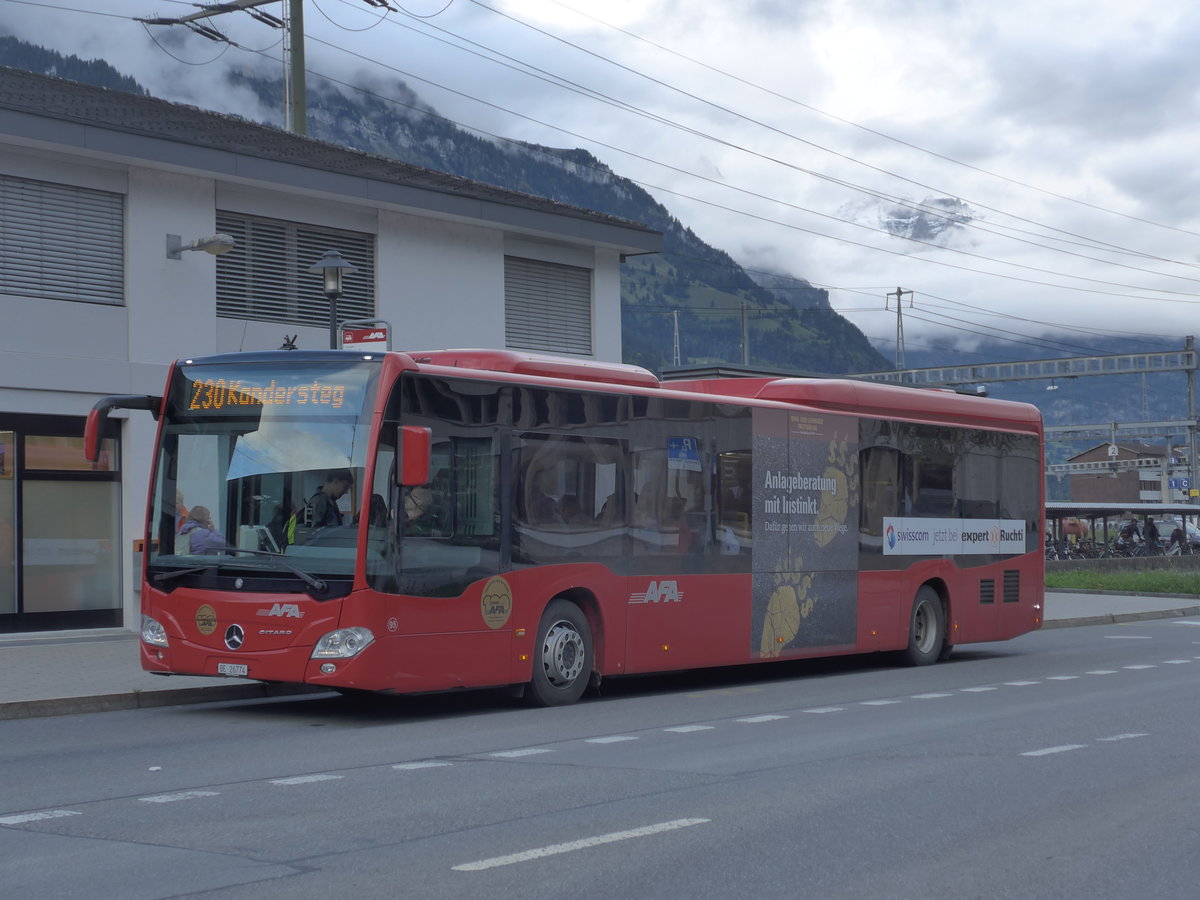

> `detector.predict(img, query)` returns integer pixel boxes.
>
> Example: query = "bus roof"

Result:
[174,349,1042,432]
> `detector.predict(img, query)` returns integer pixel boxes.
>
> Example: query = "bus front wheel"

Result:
[527,599,593,707]
[900,586,945,666]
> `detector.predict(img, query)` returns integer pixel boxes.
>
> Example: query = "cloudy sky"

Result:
[5,0,1200,365]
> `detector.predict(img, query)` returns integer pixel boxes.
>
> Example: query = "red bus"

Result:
[86,349,1043,706]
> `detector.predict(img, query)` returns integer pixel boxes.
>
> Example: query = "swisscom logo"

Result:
[886,523,897,550]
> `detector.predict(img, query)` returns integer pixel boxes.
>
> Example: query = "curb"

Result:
[1039,606,1200,629]
[0,681,327,721]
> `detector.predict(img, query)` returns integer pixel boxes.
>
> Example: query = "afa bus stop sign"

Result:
[341,325,389,352]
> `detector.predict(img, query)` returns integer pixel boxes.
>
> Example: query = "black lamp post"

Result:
[307,250,358,349]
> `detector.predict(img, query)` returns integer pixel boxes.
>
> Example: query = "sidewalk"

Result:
[2,591,1198,720]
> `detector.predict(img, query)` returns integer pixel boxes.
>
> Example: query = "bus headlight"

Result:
[311,627,375,659]
[141,615,169,648]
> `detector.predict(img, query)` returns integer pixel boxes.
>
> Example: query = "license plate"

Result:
[217,662,249,677]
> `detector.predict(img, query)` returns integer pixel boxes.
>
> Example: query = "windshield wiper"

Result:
[154,546,327,592]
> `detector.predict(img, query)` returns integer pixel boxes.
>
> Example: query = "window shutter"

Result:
[0,174,124,304]
[504,256,592,356]
[216,211,375,328]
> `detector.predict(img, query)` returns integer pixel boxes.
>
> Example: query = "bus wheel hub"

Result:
[543,621,584,686]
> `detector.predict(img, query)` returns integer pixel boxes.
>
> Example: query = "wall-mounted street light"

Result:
[166,233,236,259]
[307,250,358,349]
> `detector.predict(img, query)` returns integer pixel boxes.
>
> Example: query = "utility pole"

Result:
[740,302,750,366]
[887,287,913,369]
[138,0,309,135]
[672,310,681,367]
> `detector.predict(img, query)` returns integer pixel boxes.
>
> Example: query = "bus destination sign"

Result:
[172,362,376,417]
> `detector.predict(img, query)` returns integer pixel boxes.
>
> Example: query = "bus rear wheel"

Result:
[900,586,945,666]
[527,599,593,707]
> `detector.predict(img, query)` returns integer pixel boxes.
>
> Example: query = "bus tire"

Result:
[527,599,593,707]
[900,586,944,666]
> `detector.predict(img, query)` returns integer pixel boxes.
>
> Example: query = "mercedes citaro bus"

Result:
[86,349,1043,706]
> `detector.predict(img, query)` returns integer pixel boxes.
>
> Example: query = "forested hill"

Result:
[1,36,890,375]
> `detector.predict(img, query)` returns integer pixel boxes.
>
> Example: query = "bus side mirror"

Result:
[398,426,432,486]
[84,394,161,461]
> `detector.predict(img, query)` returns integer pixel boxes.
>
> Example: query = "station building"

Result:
[0,67,661,633]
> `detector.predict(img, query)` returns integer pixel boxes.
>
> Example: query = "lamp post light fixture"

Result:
[307,250,358,349]
[166,233,236,259]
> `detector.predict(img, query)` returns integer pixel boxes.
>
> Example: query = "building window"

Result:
[215,211,375,328]
[504,256,592,356]
[0,416,122,633]
[0,174,124,305]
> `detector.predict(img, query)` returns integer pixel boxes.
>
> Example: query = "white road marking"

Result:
[139,791,220,803]
[1098,733,1148,742]
[585,736,639,744]
[736,714,788,723]
[860,699,902,706]
[1162,659,1192,664]
[1087,670,1118,675]
[1021,744,1087,757]
[269,774,344,785]
[452,818,711,871]
[1105,635,1152,639]
[802,706,845,714]
[1046,676,1080,680]
[664,725,714,733]
[960,686,998,692]
[1173,620,1200,626]
[490,748,553,759]
[1004,681,1040,686]
[0,809,80,825]
[911,692,953,699]
[393,761,453,770]
[1123,665,1157,670]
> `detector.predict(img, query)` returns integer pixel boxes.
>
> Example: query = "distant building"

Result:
[1064,442,1192,504]
[0,67,661,633]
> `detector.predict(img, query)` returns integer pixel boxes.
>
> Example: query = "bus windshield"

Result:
[147,357,381,592]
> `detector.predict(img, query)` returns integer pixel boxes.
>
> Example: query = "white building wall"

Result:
[376,210,503,350]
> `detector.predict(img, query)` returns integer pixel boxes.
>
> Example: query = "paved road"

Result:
[3,618,1200,898]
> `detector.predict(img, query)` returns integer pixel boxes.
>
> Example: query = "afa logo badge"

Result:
[195,604,217,635]
[481,576,512,629]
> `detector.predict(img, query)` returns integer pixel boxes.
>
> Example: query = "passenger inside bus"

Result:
[403,486,438,536]
[181,505,225,555]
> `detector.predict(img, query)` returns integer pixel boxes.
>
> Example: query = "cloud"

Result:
[3,0,1200,355]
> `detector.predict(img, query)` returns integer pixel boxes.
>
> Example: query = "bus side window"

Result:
[860,446,901,536]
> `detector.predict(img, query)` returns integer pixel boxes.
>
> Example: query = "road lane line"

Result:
[393,761,453,770]
[736,714,788,723]
[139,791,220,803]
[1098,733,1148,742]
[1122,665,1157,670]
[585,736,639,744]
[911,692,953,699]
[1004,681,1040,686]
[1105,635,1151,639]
[1162,660,1192,664]
[452,818,711,871]
[1086,670,1118,675]
[960,686,997,692]
[1046,676,1079,680]
[664,725,714,733]
[490,749,553,759]
[1021,744,1086,757]
[802,706,845,714]
[860,699,902,706]
[0,809,80,825]
[269,774,344,785]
